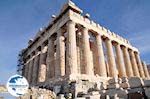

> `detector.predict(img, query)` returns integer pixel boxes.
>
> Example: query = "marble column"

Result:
[46,38,55,79]
[24,62,29,79]
[27,59,34,83]
[122,46,133,77]
[135,52,145,78]
[129,50,140,77]
[66,20,78,75]
[96,34,107,77]
[114,43,126,77]
[142,61,150,78]
[55,29,65,77]
[82,27,94,75]
[76,31,82,74]
[105,38,117,77]
[32,50,40,84]
[22,65,25,77]
[38,45,47,82]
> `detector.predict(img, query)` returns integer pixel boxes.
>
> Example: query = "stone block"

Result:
[57,94,65,99]
[143,79,150,87]
[120,82,130,88]
[90,91,99,95]
[86,94,101,99]
[107,84,120,89]
[101,84,107,90]
[112,94,119,99]
[144,88,150,98]
[76,98,86,99]
[128,77,143,88]
[118,78,122,84]
[106,95,110,99]
[121,77,128,83]
[54,86,61,95]
[84,18,90,24]
[108,78,118,84]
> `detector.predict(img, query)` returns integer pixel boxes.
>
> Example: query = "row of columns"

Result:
[24,20,150,84]
[65,20,149,79]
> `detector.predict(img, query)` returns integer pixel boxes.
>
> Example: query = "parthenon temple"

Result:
[20,1,150,99]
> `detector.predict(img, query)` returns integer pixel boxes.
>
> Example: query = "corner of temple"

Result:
[60,0,83,14]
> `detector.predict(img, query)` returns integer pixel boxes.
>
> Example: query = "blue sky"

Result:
[0,0,150,84]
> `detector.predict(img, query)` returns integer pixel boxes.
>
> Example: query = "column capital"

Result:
[112,41,119,46]
[41,45,48,53]
[81,26,88,33]
[142,61,146,65]
[67,20,75,26]
[95,34,102,39]
[104,37,111,41]
[120,45,126,49]
[128,48,133,52]
[134,51,140,54]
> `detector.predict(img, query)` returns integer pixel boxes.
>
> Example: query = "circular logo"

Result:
[6,74,29,97]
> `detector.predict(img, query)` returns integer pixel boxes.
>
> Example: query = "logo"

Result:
[6,74,29,97]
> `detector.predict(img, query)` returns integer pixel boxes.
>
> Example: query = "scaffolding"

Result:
[17,49,26,75]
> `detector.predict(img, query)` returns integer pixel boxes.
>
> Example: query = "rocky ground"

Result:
[0,85,7,93]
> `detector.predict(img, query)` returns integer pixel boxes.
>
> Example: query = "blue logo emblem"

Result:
[6,74,29,97]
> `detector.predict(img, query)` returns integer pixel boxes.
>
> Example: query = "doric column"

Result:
[46,38,55,79]
[95,34,107,77]
[24,62,29,79]
[114,43,126,77]
[142,61,150,78]
[129,50,140,77]
[27,59,34,84]
[32,50,40,84]
[122,46,133,77]
[66,20,78,75]
[82,27,94,75]
[105,38,117,77]
[76,31,82,74]
[55,29,65,77]
[135,52,145,78]
[38,45,47,82]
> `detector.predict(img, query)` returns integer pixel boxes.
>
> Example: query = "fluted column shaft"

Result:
[105,38,117,77]
[129,50,140,77]
[38,45,47,82]
[96,34,107,77]
[76,32,82,74]
[135,52,145,78]
[122,46,133,77]
[82,27,94,75]
[46,38,55,79]
[24,62,29,79]
[28,59,34,83]
[142,61,150,78]
[114,43,126,77]
[32,50,40,84]
[66,20,78,75]
[55,29,65,77]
